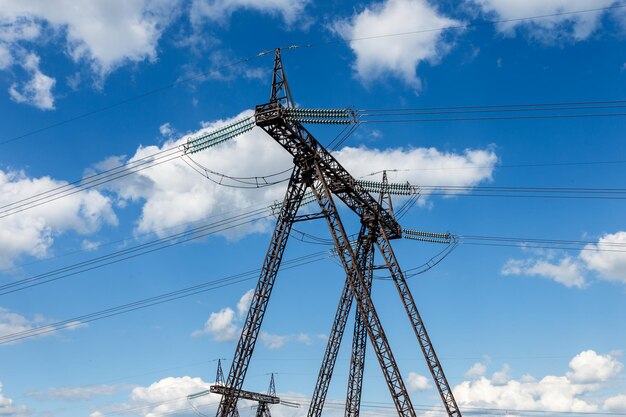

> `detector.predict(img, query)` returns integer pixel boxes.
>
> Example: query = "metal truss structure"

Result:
[188,48,462,417]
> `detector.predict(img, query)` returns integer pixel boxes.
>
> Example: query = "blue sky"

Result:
[1,1,626,416]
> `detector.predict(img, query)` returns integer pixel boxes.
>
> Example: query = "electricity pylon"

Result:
[186,48,462,417]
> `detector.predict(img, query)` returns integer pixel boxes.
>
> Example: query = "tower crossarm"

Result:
[211,385,280,405]
[255,102,401,240]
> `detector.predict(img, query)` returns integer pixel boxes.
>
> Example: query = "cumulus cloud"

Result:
[0,0,181,76]
[192,289,324,350]
[192,307,238,341]
[192,289,252,341]
[107,110,291,239]
[491,363,511,386]
[465,362,487,378]
[93,376,310,417]
[469,0,619,42]
[130,376,217,416]
[566,350,623,384]
[605,394,626,412]
[502,231,626,288]
[236,288,254,317]
[0,169,117,269]
[259,331,288,350]
[335,145,498,195]
[0,382,28,417]
[190,0,310,26]
[8,52,55,110]
[502,256,586,288]
[0,307,86,345]
[454,350,624,413]
[332,0,461,90]
[580,232,626,284]
[407,372,430,392]
[258,331,324,350]
[105,111,496,239]
[0,44,12,69]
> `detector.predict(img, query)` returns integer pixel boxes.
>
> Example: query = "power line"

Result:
[456,234,626,253]
[361,160,626,174]
[362,112,626,124]
[286,3,626,50]
[0,53,273,147]
[4,96,626,220]
[0,251,330,345]
[3,3,625,147]
[281,396,626,417]
[0,206,272,296]
[0,146,183,219]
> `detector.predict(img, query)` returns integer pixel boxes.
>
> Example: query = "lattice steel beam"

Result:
[216,167,307,417]
[344,233,375,417]
[307,224,373,417]
[375,227,462,417]
[309,161,416,417]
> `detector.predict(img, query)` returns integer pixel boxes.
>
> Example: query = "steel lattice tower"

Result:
[213,48,462,417]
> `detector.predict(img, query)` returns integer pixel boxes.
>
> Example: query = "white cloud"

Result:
[335,145,498,196]
[469,0,619,42]
[465,362,487,378]
[580,232,626,284]
[0,0,181,76]
[0,307,86,345]
[454,350,623,413]
[130,376,217,417]
[107,110,291,239]
[491,363,511,386]
[236,288,254,317]
[159,122,174,137]
[0,44,11,69]
[94,376,310,417]
[259,331,325,350]
[332,0,461,90]
[108,112,496,238]
[502,231,626,288]
[192,289,324,350]
[259,331,288,350]
[0,169,117,269]
[407,372,430,392]
[8,52,55,110]
[0,382,28,417]
[501,256,586,288]
[192,307,238,341]
[192,289,254,341]
[566,350,623,384]
[605,394,626,412]
[190,0,309,26]
[81,240,101,251]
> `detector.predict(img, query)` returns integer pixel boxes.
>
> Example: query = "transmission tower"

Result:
[187,48,462,417]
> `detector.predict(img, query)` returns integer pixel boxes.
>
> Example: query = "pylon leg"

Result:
[307,225,372,417]
[344,239,375,417]
[376,227,462,417]
[309,162,416,417]
[216,167,307,417]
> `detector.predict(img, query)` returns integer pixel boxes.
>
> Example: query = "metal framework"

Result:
[215,48,462,417]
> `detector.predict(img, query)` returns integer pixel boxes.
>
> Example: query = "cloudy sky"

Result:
[1,1,625,416]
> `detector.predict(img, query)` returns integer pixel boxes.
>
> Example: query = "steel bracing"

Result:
[215,48,462,417]
[216,166,307,417]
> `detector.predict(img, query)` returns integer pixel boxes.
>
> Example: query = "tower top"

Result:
[269,49,294,107]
